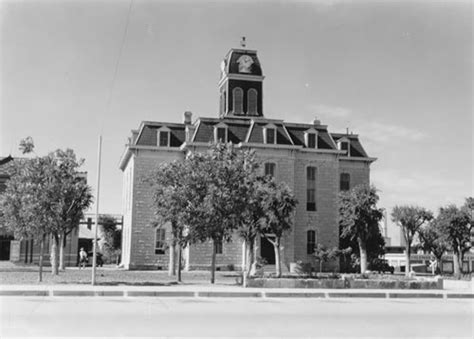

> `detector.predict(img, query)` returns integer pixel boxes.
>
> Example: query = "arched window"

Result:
[307,230,316,254]
[233,87,243,114]
[340,173,350,191]
[247,88,258,115]
[220,91,226,116]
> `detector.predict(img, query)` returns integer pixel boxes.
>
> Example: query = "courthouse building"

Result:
[119,44,376,271]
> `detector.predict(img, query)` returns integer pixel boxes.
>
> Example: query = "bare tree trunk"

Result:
[243,239,255,287]
[274,238,281,278]
[436,257,443,275]
[453,251,461,279]
[168,239,176,276]
[319,260,323,273]
[405,245,411,277]
[177,244,182,283]
[59,231,66,271]
[210,240,217,284]
[38,235,45,282]
[358,238,367,274]
[50,234,59,275]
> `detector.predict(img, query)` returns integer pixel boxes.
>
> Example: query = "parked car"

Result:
[368,259,394,274]
[87,252,104,267]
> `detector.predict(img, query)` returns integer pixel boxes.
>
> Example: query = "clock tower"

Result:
[218,42,264,118]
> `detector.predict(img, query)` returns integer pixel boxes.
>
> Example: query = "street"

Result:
[1,297,473,338]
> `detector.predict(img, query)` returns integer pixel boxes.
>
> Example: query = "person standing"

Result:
[79,248,88,269]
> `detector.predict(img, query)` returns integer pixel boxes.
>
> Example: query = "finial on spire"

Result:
[240,36,246,48]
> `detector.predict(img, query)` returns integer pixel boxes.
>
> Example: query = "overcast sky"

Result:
[1,0,472,244]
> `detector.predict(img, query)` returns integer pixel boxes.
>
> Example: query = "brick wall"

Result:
[127,149,184,269]
[121,145,371,272]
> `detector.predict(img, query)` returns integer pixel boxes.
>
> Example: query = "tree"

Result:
[99,215,122,265]
[339,185,384,273]
[260,179,297,278]
[391,206,433,276]
[418,222,448,274]
[435,204,471,278]
[43,149,93,274]
[149,160,194,281]
[0,157,55,281]
[187,144,251,283]
[0,143,92,276]
[51,149,93,271]
[149,143,253,284]
[313,244,348,273]
[339,224,385,273]
[236,165,267,287]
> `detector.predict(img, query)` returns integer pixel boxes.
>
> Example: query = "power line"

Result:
[102,0,134,132]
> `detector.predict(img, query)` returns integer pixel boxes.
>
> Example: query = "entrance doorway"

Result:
[260,236,275,265]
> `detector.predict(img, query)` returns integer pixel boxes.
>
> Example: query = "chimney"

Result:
[312,117,321,125]
[184,111,192,125]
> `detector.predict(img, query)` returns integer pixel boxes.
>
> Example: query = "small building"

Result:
[119,44,376,271]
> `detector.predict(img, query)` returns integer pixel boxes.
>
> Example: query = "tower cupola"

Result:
[218,38,264,118]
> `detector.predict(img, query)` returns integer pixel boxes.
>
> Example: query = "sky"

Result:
[1,0,472,245]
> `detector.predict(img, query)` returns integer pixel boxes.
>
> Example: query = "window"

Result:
[247,88,258,115]
[340,173,350,191]
[307,230,316,254]
[233,87,243,114]
[307,133,317,148]
[159,131,170,147]
[265,128,276,144]
[216,127,227,142]
[220,91,226,115]
[215,239,223,254]
[338,139,350,156]
[306,167,317,211]
[264,163,276,177]
[155,229,166,255]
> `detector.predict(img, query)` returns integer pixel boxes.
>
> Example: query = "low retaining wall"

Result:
[246,277,443,289]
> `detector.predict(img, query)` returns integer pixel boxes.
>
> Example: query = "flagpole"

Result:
[92,135,102,286]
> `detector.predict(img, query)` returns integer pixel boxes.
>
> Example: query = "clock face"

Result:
[237,55,254,73]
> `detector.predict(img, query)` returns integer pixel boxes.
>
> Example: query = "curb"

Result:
[1,290,473,299]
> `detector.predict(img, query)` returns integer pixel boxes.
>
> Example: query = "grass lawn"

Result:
[0,262,241,286]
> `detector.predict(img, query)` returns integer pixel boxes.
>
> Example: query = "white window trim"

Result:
[155,228,166,255]
[337,137,350,156]
[264,162,277,177]
[263,123,277,144]
[157,127,171,147]
[214,122,228,143]
[304,128,318,149]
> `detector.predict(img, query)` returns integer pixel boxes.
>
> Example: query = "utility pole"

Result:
[92,135,102,286]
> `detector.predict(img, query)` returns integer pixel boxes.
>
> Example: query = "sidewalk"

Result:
[1,283,472,299]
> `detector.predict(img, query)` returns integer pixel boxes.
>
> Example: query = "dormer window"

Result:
[214,123,228,143]
[158,127,171,147]
[338,138,350,156]
[304,129,318,149]
[263,124,277,144]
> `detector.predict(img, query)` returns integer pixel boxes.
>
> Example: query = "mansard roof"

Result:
[332,133,369,158]
[130,117,369,156]
[134,122,186,147]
